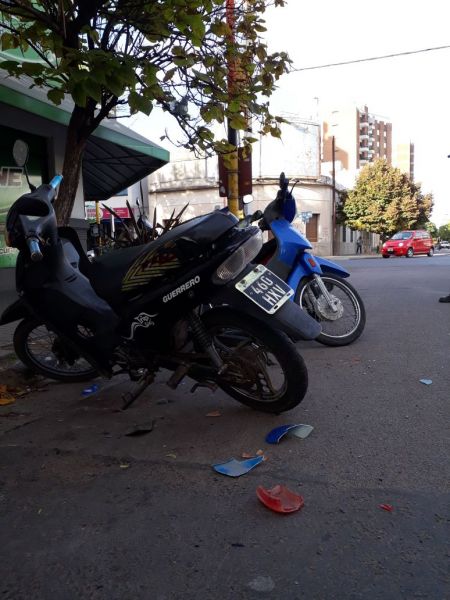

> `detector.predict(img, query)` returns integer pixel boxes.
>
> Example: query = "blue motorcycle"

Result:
[247,173,366,346]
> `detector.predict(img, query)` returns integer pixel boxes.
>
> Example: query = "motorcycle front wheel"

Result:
[201,309,308,413]
[295,274,366,346]
[13,318,98,382]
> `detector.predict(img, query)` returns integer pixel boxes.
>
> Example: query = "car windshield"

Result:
[391,232,412,240]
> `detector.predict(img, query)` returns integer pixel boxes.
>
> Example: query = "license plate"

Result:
[388,249,393,253]
[235,265,294,314]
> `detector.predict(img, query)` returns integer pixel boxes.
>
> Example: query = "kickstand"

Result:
[122,370,155,410]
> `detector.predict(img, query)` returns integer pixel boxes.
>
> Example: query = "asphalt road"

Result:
[0,254,449,600]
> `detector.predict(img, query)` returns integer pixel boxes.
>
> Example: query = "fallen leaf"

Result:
[0,385,16,406]
[119,462,130,469]
[379,503,393,512]
[166,453,177,459]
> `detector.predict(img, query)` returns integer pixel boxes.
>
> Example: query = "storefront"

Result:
[0,74,169,304]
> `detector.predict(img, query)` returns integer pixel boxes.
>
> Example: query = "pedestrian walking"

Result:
[356,236,363,255]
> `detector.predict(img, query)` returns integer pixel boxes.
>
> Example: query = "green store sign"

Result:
[0,125,46,268]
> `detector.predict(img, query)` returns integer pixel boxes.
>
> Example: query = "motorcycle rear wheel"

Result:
[295,274,365,346]
[201,309,308,413]
[13,318,98,382]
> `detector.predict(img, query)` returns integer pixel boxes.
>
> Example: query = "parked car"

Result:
[382,230,434,258]
[439,240,450,249]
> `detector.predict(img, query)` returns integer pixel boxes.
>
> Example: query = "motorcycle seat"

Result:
[89,210,237,304]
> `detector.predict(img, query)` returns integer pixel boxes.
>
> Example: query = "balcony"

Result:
[360,134,369,141]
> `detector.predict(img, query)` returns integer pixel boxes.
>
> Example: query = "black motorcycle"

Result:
[0,141,321,413]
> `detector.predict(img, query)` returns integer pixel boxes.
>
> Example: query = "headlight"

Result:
[213,230,263,283]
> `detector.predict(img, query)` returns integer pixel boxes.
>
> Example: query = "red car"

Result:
[382,230,434,258]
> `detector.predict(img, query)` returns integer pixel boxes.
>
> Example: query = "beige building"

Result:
[393,142,415,180]
[148,121,336,256]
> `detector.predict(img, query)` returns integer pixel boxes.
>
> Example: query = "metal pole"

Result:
[331,135,336,256]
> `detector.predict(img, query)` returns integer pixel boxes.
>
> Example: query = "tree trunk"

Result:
[54,106,90,226]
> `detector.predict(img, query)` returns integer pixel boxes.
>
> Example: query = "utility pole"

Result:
[225,0,240,217]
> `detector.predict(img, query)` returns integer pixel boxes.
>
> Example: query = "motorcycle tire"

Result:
[13,318,98,382]
[295,274,366,347]
[200,308,308,413]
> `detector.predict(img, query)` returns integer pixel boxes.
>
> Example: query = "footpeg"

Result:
[190,381,218,393]
[167,364,189,389]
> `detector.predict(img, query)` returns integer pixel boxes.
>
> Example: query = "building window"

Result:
[350,229,354,243]
[342,226,347,242]
[306,214,318,242]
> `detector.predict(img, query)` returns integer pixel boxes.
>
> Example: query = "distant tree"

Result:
[343,159,434,239]
[438,223,450,241]
[0,0,290,224]
[425,222,438,238]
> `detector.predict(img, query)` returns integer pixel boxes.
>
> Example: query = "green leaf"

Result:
[229,114,247,130]
[84,78,102,103]
[21,62,44,77]
[47,87,65,105]
[71,82,87,108]
[128,91,153,115]
[163,68,176,82]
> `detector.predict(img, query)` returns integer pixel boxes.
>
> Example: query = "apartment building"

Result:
[322,104,392,172]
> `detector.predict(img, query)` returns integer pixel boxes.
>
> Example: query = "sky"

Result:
[126,0,450,226]
[263,0,450,225]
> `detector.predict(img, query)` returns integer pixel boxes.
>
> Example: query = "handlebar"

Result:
[49,175,63,190]
[27,237,43,262]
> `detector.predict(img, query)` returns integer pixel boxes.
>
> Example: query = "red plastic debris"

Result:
[256,485,304,514]
[379,503,394,512]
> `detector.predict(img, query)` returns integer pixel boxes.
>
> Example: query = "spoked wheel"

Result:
[13,318,98,382]
[200,309,308,413]
[295,274,366,346]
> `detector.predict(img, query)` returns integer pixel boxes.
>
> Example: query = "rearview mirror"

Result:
[279,171,288,189]
[13,139,29,168]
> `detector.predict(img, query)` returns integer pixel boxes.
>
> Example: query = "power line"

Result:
[291,44,450,72]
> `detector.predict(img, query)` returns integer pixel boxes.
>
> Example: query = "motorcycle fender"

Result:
[315,256,350,278]
[287,255,350,291]
[214,281,322,341]
[0,299,30,326]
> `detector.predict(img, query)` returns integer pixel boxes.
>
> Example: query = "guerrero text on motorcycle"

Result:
[245,173,366,346]
[0,141,322,413]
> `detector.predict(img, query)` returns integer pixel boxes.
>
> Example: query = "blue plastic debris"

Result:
[82,384,99,396]
[419,379,432,385]
[266,424,313,444]
[213,456,264,477]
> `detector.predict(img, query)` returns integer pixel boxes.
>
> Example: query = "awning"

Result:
[0,75,169,201]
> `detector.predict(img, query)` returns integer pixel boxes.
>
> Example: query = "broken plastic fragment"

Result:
[256,484,305,513]
[419,379,432,385]
[266,424,314,444]
[213,456,264,477]
[125,422,154,437]
[379,503,393,512]
[206,410,221,417]
[82,384,99,396]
